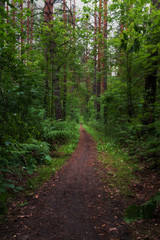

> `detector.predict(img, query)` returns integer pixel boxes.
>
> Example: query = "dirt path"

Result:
[1,126,130,240]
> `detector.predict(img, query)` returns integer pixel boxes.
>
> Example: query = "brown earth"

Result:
[0,126,131,240]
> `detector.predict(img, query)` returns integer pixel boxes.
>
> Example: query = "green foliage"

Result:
[42,120,79,144]
[84,123,137,195]
[0,0,160,223]
[0,120,80,216]
[124,191,160,223]
[26,125,80,191]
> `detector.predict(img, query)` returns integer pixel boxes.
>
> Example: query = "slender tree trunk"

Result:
[118,8,124,77]
[27,0,30,59]
[44,0,53,21]
[126,54,134,118]
[27,0,30,46]
[44,57,50,117]
[73,0,76,29]
[143,0,159,126]
[21,1,24,59]
[54,73,62,120]
[69,0,72,43]
[96,0,102,120]
[102,0,107,94]
[93,1,97,110]
[72,0,77,88]
[6,2,9,24]
[63,0,67,120]
[85,20,90,106]
[31,3,33,48]
[13,0,15,25]
[44,0,62,120]
[102,0,108,125]
[44,0,53,118]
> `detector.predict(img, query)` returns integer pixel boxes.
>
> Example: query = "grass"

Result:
[26,157,67,191]
[0,124,80,221]
[84,124,138,195]
[26,128,80,191]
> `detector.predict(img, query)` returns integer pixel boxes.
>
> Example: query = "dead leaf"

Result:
[109,228,117,232]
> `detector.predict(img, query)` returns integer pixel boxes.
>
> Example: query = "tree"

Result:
[143,0,160,127]
[96,0,102,119]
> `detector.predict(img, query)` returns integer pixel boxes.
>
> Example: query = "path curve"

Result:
[1,126,130,240]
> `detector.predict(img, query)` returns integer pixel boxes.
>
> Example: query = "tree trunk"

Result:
[31,3,33,48]
[102,0,107,94]
[44,0,62,120]
[96,0,102,120]
[12,0,15,25]
[126,54,134,118]
[143,0,159,126]
[54,73,62,120]
[27,0,30,46]
[63,0,67,120]
[93,0,97,110]
[21,1,24,59]
[44,0,53,118]
[102,0,108,125]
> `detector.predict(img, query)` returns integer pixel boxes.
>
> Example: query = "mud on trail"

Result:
[0,126,130,240]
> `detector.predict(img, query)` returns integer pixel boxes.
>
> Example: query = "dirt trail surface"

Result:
[1,126,130,240]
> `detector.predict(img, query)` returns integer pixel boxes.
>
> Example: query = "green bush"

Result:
[124,191,160,223]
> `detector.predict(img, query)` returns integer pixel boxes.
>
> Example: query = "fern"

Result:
[124,191,160,223]
[21,139,50,155]
[42,120,78,144]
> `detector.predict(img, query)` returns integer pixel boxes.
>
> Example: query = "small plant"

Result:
[84,124,137,194]
[124,191,160,223]
[0,169,15,215]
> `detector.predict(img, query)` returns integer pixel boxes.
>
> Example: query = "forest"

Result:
[0,0,160,238]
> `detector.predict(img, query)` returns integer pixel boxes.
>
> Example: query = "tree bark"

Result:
[63,0,67,120]
[93,0,97,110]
[102,0,108,125]
[96,0,102,120]
[102,0,107,94]
[126,54,134,118]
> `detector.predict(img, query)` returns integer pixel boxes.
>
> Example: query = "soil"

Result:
[0,126,159,240]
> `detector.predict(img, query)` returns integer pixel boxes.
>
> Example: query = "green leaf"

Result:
[123,32,128,41]
[18,201,28,207]
[134,38,140,52]
[124,192,160,223]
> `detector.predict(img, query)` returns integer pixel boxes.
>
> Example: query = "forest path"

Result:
[1,126,130,240]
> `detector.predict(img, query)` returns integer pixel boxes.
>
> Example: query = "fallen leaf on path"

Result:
[109,228,118,232]
[18,215,32,218]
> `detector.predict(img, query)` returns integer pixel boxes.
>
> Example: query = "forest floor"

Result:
[0,126,160,240]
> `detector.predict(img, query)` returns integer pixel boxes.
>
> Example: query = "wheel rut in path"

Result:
[1,126,130,240]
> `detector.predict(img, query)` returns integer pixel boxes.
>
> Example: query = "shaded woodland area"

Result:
[0,0,160,236]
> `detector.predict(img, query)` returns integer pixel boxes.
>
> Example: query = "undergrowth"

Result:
[0,121,80,217]
[27,126,80,191]
[83,123,138,195]
[84,122,160,223]
[124,191,160,223]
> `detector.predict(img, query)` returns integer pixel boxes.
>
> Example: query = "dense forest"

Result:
[0,0,160,229]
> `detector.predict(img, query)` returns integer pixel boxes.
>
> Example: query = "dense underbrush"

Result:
[0,120,80,216]
[86,119,160,170]
[84,121,160,224]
